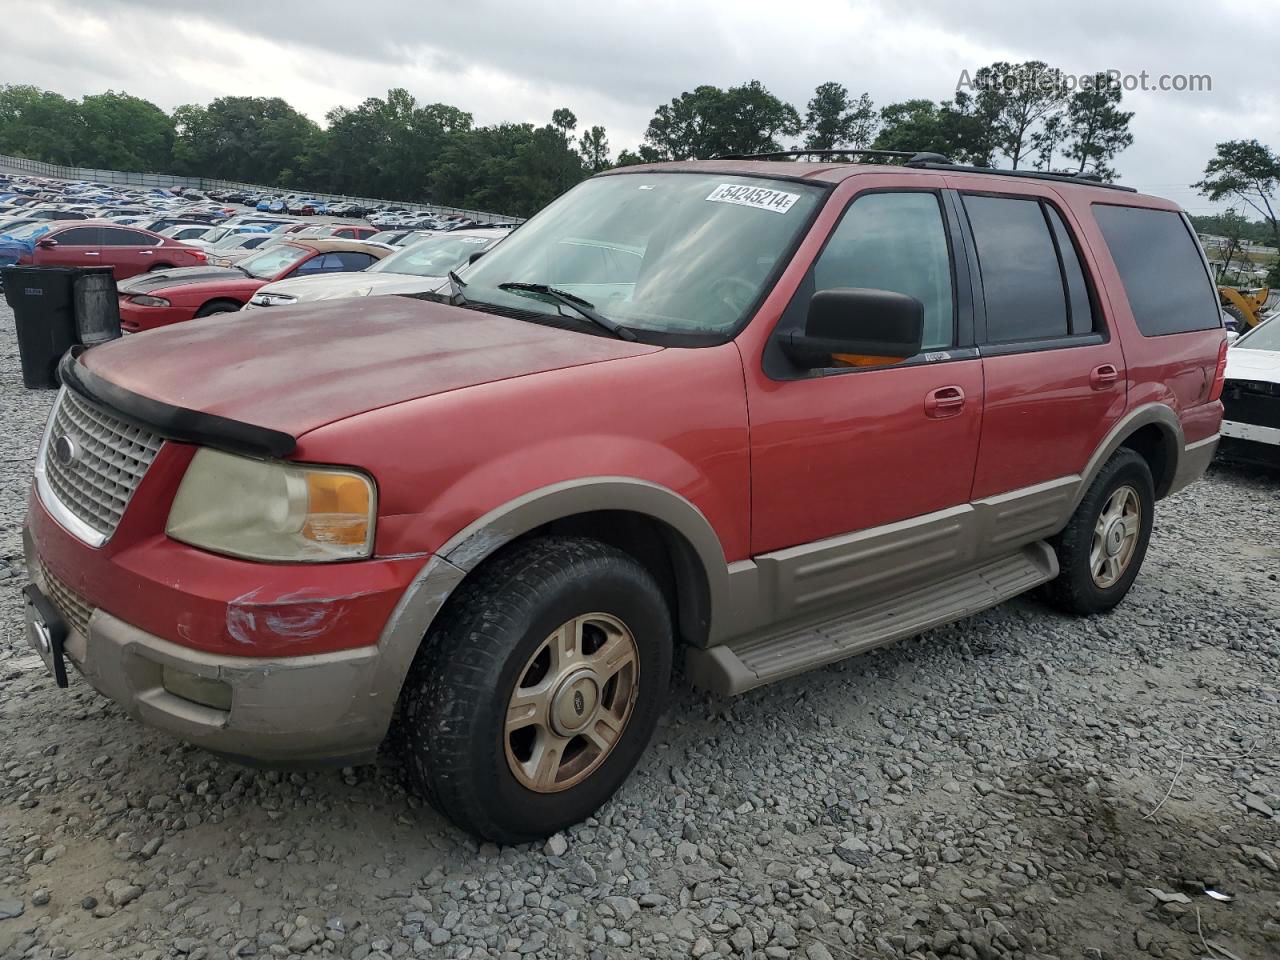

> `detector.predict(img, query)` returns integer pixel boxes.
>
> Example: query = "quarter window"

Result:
[1092,204,1220,336]
[812,192,955,350]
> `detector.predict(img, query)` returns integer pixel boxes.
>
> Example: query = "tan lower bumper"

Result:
[1167,433,1219,497]
[28,596,389,767]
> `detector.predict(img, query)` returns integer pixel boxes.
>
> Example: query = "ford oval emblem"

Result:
[573,690,585,715]
[52,435,80,467]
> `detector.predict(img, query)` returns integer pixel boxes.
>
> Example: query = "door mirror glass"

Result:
[781,287,924,369]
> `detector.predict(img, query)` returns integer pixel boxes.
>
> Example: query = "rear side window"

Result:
[100,228,152,246]
[963,195,1069,342]
[1093,204,1220,336]
[336,252,377,270]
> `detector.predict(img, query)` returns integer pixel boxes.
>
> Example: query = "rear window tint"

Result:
[963,194,1068,342]
[1093,205,1220,336]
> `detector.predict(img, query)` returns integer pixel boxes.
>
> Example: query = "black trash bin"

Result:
[73,266,121,346]
[2,265,79,389]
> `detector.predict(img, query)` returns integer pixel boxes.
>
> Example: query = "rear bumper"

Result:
[1221,418,1280,446]
[1167,433,1219,497]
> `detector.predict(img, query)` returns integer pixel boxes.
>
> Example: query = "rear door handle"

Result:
[1090,363,1120,389]
[925,385,966,418]
[139,250,154,256]
[83,251,99,256]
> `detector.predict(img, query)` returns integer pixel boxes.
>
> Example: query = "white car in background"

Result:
[245,227,510,308]
[1219,316,1280,466]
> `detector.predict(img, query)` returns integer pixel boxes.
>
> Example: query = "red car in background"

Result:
[117,238,389,331]
[18,221,207,279]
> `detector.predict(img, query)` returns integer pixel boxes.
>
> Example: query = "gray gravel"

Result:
[1,300,1278,960]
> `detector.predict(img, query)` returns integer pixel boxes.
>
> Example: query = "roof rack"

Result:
[710,149,1137,192]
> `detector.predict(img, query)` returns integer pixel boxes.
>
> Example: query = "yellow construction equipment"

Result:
[1218,286,1270,332]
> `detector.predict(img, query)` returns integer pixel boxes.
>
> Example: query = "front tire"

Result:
[400,536,673,843]
[1042,448,1155,615]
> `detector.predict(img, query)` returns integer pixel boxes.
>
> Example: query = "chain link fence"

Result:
[0,153,524,225]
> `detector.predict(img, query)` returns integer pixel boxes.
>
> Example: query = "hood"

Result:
[255,271,444,303]
[81,295,661,437]
[118,266,245,294]
[1225,347,1280,382]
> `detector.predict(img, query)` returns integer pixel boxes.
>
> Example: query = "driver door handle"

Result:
[1090,363,1119,389]
[924,385,965,419]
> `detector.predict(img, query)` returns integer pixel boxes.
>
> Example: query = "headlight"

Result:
[250,292,297,307]
[129,295,170,307]
[166,449,375,562]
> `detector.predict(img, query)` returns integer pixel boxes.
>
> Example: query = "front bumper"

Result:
[118,298,194,332]
[25,487,430,765]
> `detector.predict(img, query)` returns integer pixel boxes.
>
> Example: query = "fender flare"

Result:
[365,478,731,726]
[1073,403,1184,510]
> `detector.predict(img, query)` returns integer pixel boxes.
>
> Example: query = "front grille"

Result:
[40,563,94,638]
[42,389,163,540]
[1222,382,1280,430]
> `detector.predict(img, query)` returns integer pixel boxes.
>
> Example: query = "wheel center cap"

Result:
[550,668,601,736]
[1103,519,1125,557]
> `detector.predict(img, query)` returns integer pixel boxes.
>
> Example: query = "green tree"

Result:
[643,81,801,159]
[551,108,578,141]
[579,125,610,173]
[172,96,318,185]
[0,85,84,164]
[872,94,994,165]
[803,83,876,151]
[78,91,173,171]
[969,61,1067,169]
[1195,139,1280,251]
[1062,74,1133,179]
[1029,113,1066,171]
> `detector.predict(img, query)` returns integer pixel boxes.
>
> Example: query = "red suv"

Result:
[22,156,1225,843]
[19,221,207,279]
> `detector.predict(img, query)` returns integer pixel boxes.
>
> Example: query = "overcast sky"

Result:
[11,0,1278,214]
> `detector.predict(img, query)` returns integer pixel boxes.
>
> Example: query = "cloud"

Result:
[8,0,1277,209]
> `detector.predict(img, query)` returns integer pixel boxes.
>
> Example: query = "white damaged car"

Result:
[244,228,511,308]
[1219,316,1280,466]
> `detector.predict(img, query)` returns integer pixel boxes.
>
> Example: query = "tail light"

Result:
[1207,337,1229,403]
[190,249,207,262]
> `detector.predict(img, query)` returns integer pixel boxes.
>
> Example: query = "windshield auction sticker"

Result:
[705,183,800,214]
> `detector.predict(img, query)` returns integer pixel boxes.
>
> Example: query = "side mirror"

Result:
[36,238,57,249]
[780,288,924,369]
[467,249,488,265]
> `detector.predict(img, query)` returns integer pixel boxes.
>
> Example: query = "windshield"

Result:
[370,234,496,277]
[1237,317,1280,352]
[459,173,824,337]
[5,220,52,241]
[239,243,309,279]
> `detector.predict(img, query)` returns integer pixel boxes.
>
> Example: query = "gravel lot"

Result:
[1,301,1277,960]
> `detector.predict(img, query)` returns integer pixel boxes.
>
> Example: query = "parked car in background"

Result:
[117,238,389,330]
[186,224,271,250]
[205,233,278,266]
[1219,316,1280,466]
[366,229,433,247]
[10,221,207,278]
[245,228,509,308]
[160,224,215,243]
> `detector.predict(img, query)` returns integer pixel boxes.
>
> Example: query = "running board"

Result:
[686,542,1057,696]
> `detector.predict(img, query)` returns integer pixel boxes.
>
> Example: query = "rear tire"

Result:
[194,300,240,317]
[1041,448,1155,615]
[400,536,672,844]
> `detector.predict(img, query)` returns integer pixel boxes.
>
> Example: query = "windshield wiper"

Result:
[497,282,635,341]
[446,269,468,305]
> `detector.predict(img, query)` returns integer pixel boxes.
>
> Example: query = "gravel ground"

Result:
[0,301,1277,960]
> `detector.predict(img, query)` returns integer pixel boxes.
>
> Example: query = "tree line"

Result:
[0,63,1138,217]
